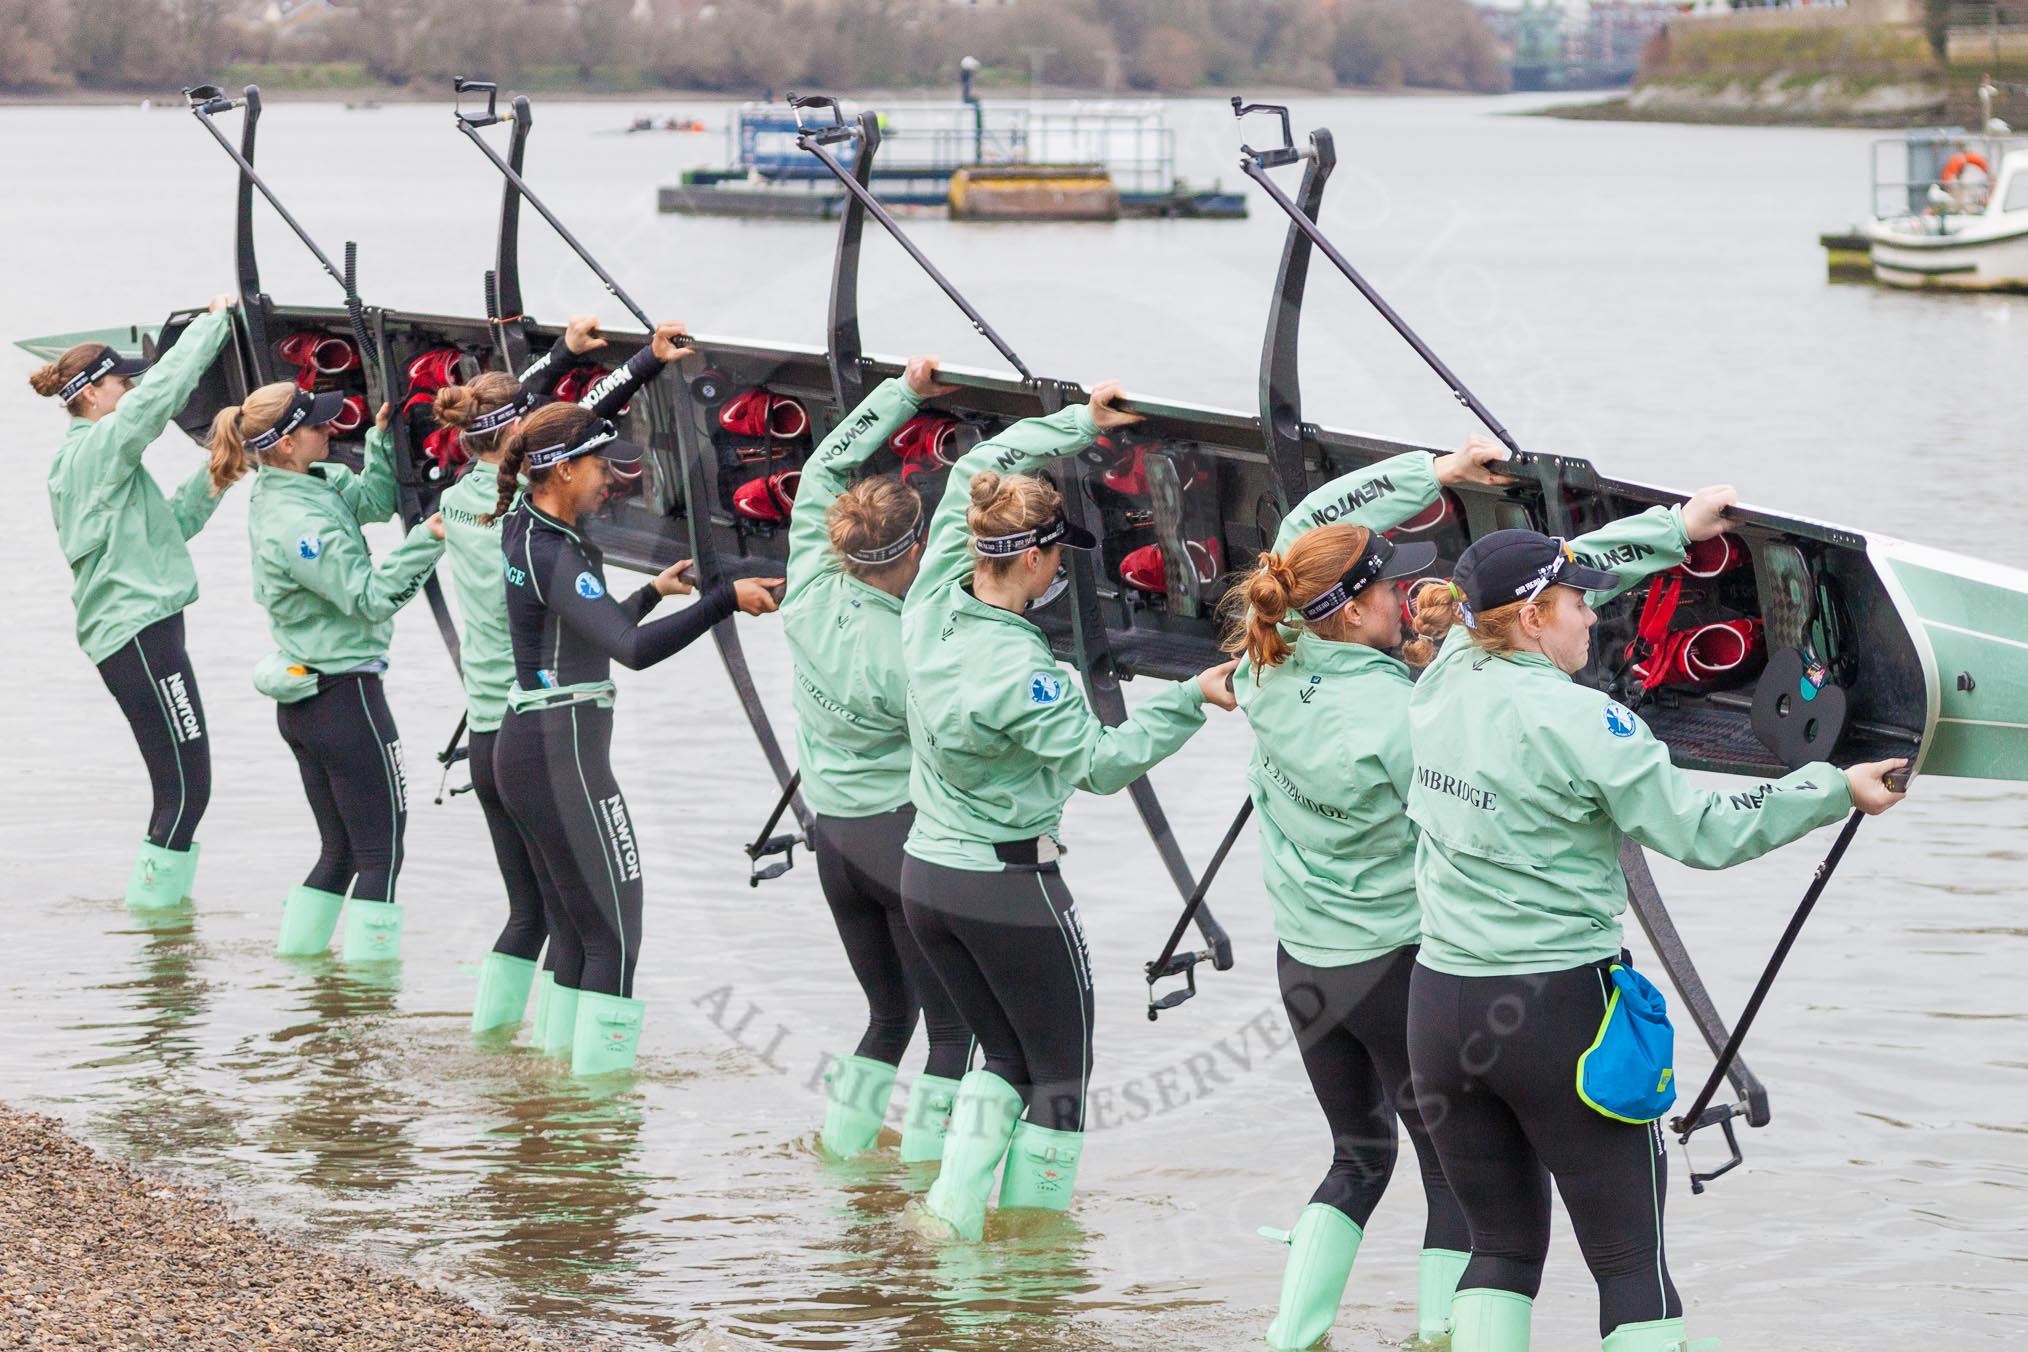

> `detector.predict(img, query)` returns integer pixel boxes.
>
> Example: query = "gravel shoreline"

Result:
[0,1104,615,1351]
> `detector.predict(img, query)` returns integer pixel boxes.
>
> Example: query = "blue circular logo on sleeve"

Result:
[1028,671,1063,705]
[1603,700,1638,739]
[575,571,605,599]
[296,533,322,561]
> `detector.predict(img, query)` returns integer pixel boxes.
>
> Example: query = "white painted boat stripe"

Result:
[1921,619,2028,653]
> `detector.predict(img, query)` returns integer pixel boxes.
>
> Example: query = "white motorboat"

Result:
[1865,145,2028,291]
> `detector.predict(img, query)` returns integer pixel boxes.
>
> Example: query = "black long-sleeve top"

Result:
[502,500,734,691]
[518,334,663,422]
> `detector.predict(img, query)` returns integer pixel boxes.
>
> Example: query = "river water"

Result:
[2,91,2024,1347]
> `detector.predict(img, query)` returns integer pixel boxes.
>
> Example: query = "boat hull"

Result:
[1866,220,2028,292]
[23,306,2025,785]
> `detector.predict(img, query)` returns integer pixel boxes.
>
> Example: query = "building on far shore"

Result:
[1476,1,1677,92]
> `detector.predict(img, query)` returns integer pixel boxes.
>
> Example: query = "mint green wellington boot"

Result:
[996,1119,1082,1212]
[1449,1288,1534,1352]
[1259,1203,1362,1350]
[126,841,199,911]
[820,1053,899,1157]
[1602,1317,1718,1352]
[899,1074,962,1164]
[530,970,553,1035]
[919,1070,1023,1240]
[1415,1247,1472,1344]
[539,983,581,1057]
[471,952,539,1035]
[570,990,645,1077]
[340,899,403,962]
[276,885,346,956]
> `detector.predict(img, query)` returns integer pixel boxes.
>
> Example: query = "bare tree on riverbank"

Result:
[2,0,1509,97]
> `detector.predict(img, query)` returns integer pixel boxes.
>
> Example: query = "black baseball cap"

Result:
[246,387,348,453]
[973,508,1097,557]
[1298,532,1440,623]
[58,346,151,402]
[1453,529,1618,618]
[524,417,645,473]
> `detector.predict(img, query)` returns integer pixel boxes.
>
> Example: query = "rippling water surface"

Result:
[2,92,2024,1347]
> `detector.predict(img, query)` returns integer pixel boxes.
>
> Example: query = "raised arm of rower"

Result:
[1564,485,1738,606]
[83,305,235,477]
[905,388,1112,616]
[786,358,943,599]
[577,322,696,422]
[517,313,607,401]
[1274,434,1513,551]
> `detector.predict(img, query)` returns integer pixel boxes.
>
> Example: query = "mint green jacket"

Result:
[439,463,514,733]
[246,428,445,676]
[900,404,1208,871]
[782,377,925,818]
[1408,506,1854,976]
[47,309,234,663]
[1234,451,1443,967]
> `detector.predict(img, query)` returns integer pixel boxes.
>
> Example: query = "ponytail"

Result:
[828,473,921,579]
[965,470,1061,578]
[29,343,106,416]
[487,435,526,526]
[433,370,521,460]
[207,406,249,494]
[1225,551,1300,672]
[1221,524,1371,677]
[1402,579,1533,668]
[206,380,299,494]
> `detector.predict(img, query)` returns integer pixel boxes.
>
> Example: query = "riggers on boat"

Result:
[18,80,2028,1163]
[45,277,2024,790]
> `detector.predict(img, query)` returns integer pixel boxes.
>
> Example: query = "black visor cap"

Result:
[1377,538,1440,584]
[1035,512,1098,552]
[594,437,645,470]
[1454,529,1619,613]
[299,388,348,429]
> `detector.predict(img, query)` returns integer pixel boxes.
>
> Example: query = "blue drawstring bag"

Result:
[1575,963,1677,1124]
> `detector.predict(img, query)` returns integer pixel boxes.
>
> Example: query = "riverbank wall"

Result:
[1617,1,1947,127]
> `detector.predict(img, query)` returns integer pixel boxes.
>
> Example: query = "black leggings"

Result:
[96,613,211,851]
[467,728,551,962]
[495,702,641,998]
[900,856,1093,1133]
[814,810,972,1080]
[275,673,408,903]
[1407,959,1680,1337]
[1279,944,1470,1249]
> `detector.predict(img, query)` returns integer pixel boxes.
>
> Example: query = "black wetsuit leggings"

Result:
[901,857,1093,1133]
[95,613,210,851]
[275,673,408,903]
[1407,959,1681,1337]
[1278,944,1470,1249]
[495,702,641,998]
[814,810,972,1080]
[467,728,551,963]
